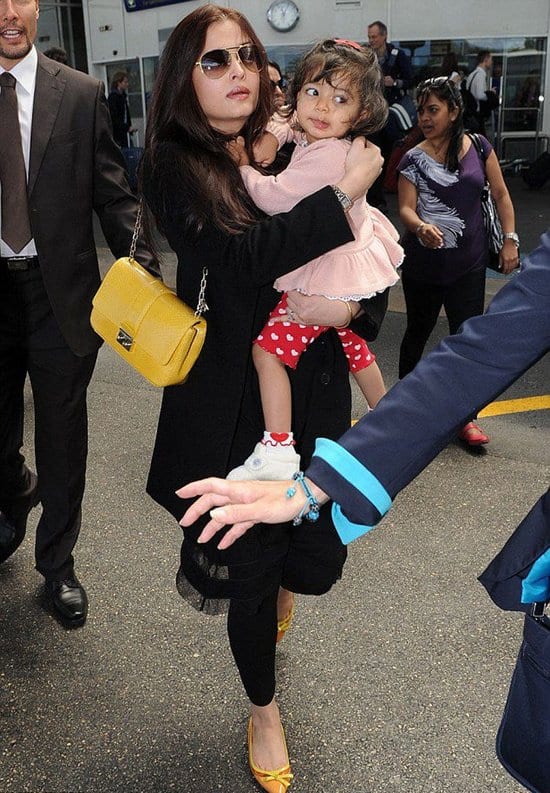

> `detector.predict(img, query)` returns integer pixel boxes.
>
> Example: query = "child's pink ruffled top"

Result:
[240,125,403,301]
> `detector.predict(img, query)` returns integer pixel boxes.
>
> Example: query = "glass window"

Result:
[143,56,160,111]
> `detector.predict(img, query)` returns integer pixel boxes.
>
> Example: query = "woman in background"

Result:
[397,77,518,446]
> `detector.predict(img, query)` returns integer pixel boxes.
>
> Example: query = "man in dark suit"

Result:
[0,0,155,627]
[367,20,414,210]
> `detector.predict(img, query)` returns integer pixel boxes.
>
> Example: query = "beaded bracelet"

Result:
[286,472,320,526]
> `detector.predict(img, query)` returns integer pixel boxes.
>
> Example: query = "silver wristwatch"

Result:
[503,232,520,246]
[331,185,353,212]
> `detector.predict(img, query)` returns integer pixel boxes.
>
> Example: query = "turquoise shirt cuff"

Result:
[331,503,377,544]
[313,437,392,545]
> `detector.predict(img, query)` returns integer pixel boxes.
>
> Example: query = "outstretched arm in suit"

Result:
[177,231,550,548]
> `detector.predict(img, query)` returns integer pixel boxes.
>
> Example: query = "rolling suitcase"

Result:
[121,131,143,193]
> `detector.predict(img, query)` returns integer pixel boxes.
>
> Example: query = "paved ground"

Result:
[0,174,548,793]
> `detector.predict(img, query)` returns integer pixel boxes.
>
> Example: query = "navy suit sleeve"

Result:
[307,231,550,539]
[396,48,414,92]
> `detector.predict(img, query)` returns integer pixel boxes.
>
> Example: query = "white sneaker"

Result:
[227,441,300,481]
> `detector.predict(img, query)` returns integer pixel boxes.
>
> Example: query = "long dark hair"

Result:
[415,77,464,172]
[143,4,271,235]
[283,39,387,138]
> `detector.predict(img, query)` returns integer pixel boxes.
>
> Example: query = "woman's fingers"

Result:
[179,492,233,526]
[199,520,256,549]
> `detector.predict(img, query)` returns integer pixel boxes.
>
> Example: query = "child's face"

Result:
[296,76,363,144]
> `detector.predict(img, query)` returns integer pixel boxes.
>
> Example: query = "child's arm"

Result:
[241,140,347,216]
[227,136,250,167]
[252,114,296,166]
[253,131,279,167]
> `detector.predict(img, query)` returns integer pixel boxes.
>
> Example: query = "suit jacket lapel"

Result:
[28,53,66,198]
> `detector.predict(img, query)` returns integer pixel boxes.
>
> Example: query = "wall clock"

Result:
[267,1,300,33]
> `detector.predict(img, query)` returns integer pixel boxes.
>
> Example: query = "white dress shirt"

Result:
[0,45,38,257]
[466,65,489,111]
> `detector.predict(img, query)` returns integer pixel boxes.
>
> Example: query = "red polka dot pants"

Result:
[254,294,375,372]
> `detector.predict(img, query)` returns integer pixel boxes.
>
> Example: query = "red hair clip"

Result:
[334,38,363,51]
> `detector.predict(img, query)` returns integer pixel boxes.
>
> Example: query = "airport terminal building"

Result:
[38,0,548,161]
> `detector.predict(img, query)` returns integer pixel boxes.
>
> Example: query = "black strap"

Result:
[468,132,486,163]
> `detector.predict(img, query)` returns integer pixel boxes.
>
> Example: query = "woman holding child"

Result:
[142,5,385,789]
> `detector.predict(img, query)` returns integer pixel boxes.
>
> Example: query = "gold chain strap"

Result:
[130,199,208,316]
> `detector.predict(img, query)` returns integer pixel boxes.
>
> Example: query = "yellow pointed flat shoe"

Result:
[248,717,294,793]
[276,596,295,643]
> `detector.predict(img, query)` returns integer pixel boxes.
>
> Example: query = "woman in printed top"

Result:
[397,76,518,447]
[227,39,403,482]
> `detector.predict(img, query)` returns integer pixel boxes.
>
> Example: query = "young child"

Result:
[228,39,403,481]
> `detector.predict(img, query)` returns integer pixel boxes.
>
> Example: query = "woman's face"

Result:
[192,19,260,135]
[417,92,458,139]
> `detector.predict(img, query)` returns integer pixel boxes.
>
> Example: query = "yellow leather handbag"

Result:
[90,206,207,388]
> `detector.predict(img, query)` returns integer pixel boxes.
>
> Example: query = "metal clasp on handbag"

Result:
[117,329,133,350]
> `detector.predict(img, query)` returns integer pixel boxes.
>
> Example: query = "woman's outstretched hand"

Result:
[338,137,384,201]
[177,477,329,549]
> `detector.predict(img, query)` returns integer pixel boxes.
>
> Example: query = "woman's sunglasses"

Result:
[270,77,287,91]
[194,44,263,80]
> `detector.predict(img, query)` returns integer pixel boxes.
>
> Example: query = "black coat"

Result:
[142,141,376,603]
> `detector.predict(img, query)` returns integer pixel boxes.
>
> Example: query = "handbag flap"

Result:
[135,291,203,365]
[92,257,204,365]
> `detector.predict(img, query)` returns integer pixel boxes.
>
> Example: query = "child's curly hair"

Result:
[283,39,388,138]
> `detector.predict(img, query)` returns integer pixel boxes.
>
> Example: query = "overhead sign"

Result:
[124,0,195,11]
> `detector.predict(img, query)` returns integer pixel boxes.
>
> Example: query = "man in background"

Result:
[108,70,136,148]
[43,46,67,64]
[367,20,414,210]
[466,50,496,136]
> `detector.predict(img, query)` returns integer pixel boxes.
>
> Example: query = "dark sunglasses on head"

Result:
[194,44,263,79]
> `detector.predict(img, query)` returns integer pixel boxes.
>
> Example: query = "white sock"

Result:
[261,431,295,447]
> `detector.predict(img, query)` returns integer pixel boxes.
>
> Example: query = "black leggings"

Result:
[227,587,279,706]
[399,267,486,379]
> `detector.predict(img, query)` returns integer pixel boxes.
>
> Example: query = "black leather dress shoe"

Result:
[0,471,40,565]
[46,575,88,627]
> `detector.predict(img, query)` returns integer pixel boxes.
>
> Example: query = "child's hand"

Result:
[253,132,279,167]
[227,136,249,166]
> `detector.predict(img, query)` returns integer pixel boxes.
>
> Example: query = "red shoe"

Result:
[458,421,489,446]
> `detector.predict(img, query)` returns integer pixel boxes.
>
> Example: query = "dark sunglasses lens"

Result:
[200,49,230,74]
[239,45,261,69]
